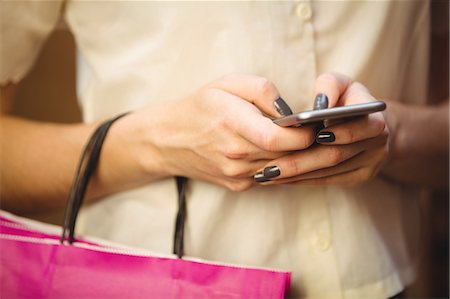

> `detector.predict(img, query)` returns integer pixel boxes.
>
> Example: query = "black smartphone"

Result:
[273,101,386,127]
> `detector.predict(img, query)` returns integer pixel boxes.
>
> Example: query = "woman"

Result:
[1,1,447,297]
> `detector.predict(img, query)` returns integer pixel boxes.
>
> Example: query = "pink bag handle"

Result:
[60,112,187,258]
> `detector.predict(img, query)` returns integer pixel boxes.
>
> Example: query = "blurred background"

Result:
[7,1,449,298]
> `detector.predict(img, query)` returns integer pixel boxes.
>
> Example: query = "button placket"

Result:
[287,0,317,113]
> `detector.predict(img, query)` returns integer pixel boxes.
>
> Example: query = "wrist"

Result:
[383,100,403,161]
[379,100,449,187]
[89,111,171,199]
[378,100,411,181]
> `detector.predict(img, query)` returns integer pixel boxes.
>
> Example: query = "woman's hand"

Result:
[110,74,315,192]
[254,73,389,186]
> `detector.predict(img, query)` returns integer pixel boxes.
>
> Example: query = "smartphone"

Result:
[273,101,386,127]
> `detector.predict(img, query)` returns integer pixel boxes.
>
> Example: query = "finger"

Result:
[220,132,285,161]
[316,113,386,145]
[286,168,369,186]
[312,73,352,109]
[251,151,287,161]
[272,154,364,184]
[186,157,260,191]
[216,90,315,152]
[286,144,387,186]
[222,177,256,192]
[215,158,273,180]
[254,144,361,182]
[339,81,376,106]
[236,114,315,152]
[268,146,384,184]
[254,135,386,182]
[211,74,285,118]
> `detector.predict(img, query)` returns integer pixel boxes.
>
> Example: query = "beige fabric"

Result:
[2,1,429,298]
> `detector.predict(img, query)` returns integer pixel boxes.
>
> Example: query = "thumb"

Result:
[312,72,352,108]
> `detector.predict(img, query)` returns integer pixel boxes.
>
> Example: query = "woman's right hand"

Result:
[109,74,315,192]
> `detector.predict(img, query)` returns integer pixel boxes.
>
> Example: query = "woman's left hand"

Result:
[254,72,389,186]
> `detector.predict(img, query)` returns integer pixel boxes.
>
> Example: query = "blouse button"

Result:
[312,231,331,252]
[316,237,331,251]
[295,3,312,21]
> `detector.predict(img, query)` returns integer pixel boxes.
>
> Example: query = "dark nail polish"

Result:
[313,94,329,110]
[254,171,270,183]
[254,166,280,183]
[316,131,335,143]
[263,166,281,178]
[274,97,293,116]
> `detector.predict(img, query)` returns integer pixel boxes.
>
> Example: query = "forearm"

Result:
[0,114,164,214]
[1,116,92,212]
[381,100,449,188]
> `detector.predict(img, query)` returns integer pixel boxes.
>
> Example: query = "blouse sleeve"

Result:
[1,1,64,84]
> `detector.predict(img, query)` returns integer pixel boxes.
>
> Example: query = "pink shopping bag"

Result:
[0,211,291,299]
[0,115,291,299]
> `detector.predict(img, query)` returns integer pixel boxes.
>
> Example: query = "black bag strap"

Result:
[60,113,188,258]
[173,176,187,258]
[60,113,129,244]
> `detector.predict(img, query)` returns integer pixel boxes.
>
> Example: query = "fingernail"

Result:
[254,166,281,183]
[274,97,293,116]
[313,93,329,110]
[263,166,281,178]
[316,131,335,143]
[254,171,270,183]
